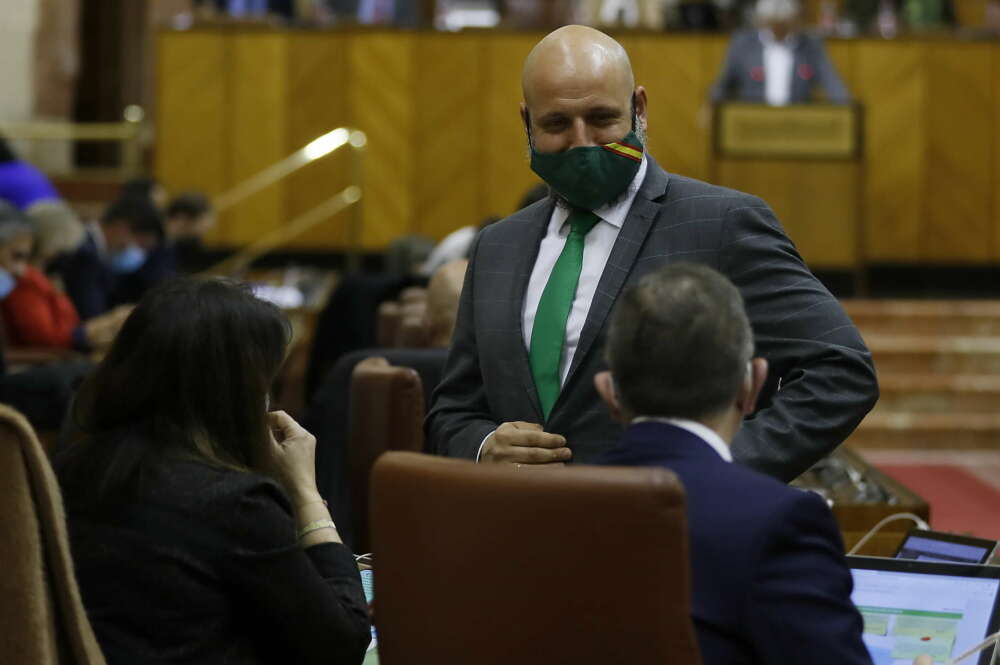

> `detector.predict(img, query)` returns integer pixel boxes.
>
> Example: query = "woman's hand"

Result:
[261,410,322,505]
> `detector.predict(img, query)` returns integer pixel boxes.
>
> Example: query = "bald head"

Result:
[523,25,634,107]
[520,26,646,154]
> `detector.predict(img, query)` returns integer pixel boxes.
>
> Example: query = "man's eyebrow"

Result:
[587,106,624,118]
[537,111,568,125]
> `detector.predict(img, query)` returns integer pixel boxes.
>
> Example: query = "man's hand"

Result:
[912,656,933,665]
[481,421,571,465]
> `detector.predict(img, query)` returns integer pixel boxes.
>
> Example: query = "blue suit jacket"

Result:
[598,421,873,665]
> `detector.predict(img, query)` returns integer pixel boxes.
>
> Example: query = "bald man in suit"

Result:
[426,25,877,482]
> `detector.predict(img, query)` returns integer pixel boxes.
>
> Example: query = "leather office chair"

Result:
[0,404,106,665]
[370,452,702,665]
[348,358,426,553]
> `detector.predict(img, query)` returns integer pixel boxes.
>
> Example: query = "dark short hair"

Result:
[0,134,16,163]
[56,277,292,514]
[166,192,212,220]
[119,177,159,202]
[102,195,165,239]
[606,262,754,421]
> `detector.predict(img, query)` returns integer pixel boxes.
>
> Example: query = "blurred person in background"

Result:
[165,192,216,273]
[711,0,850,105]
[51,195,166,319]
[0,136,62,211]
[119,177,169,213]
[55,277,370,665]
[842,0,955,35]
[0,202,128,352]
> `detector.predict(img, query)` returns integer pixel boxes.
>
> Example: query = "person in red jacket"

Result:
[0,202,128,351]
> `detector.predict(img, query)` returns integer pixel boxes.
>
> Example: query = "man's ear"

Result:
[633,86,648,130]
[594,371,627,424]
[737,358,769,417]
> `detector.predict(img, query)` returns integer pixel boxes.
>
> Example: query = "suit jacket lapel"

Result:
[512,200,554,421]
[562,157,670,390]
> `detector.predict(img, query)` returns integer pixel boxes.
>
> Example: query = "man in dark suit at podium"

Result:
[594,263,874,665]
[426,24,877,482]
[711,0,850,105]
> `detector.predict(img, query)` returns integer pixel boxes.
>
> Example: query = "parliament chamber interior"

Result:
[4,1,1000,664]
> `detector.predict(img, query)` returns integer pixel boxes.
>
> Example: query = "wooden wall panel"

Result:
[412,34,485,240]
[714,160,858,268]
[854,42,926,262]
[923,43,994,262]
[284,33,354,250]
[349,33,416,249]
[482,34,541,218]
[994,47,1000,260]
[227,33,289,247]
[155,32,229,246]
[630,36,715,181]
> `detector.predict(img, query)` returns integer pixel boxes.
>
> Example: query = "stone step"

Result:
[874,374,1000,413]
[849,412,1000,449]
[867,335,1000,374]
[844,299,1000,337]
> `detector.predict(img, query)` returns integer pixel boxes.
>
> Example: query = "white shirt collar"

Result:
[550,155,648,234]
[630,416,733,462]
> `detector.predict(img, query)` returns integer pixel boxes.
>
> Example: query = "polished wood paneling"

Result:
[155,32,229,245]
[350,33,416,249]
[923,43,994,262]
[630,36,717,181]
[227,32,289,247]
[285,33,353,250]
[995,48,1000,260]
[854,42,926,262]
[715,160,859,267]
[481,34,539,217]
[412,34,485,239]
[156,31,1000,265]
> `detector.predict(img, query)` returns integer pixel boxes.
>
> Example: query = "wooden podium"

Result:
[712,103,864,281]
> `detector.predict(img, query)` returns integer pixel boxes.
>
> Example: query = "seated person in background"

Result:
[166,192,216,272]
[710,0,850,105]
[0,202,128,351]
[119,176,169,212]
[55,277,371,665]
[423,259,468,348]
[0,135,62,210]
[25,201,85,267]
[596,263,879,665]
[51,195,165,319]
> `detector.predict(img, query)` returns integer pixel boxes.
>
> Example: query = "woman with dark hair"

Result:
[56,277,371,665]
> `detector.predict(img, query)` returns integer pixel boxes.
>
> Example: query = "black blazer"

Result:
[599,421,872,665]
[710,29,851,104]
[426,156,877,481]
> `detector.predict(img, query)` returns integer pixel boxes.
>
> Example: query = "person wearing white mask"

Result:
[710,0,850,106]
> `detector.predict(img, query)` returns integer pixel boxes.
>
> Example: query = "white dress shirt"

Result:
[631,416,733,462]
[477,157,647,461]
[760,29,796,107]
[522,156,648,386]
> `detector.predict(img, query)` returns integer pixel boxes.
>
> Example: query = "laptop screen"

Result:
[849,562,1000,665]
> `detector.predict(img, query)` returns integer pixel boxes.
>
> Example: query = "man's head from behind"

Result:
[596,263,768,442]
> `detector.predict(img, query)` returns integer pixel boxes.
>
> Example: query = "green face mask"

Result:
[530,130,644,211]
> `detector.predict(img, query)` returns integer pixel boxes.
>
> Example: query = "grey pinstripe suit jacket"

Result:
[426,156,877,481]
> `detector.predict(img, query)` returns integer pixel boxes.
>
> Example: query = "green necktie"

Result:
[529,209,601,420]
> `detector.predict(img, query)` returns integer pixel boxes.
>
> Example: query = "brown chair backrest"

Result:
[348,358,426,553]
[370,452,702,665]
[0,404,106,665]
[376,302,403,348]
